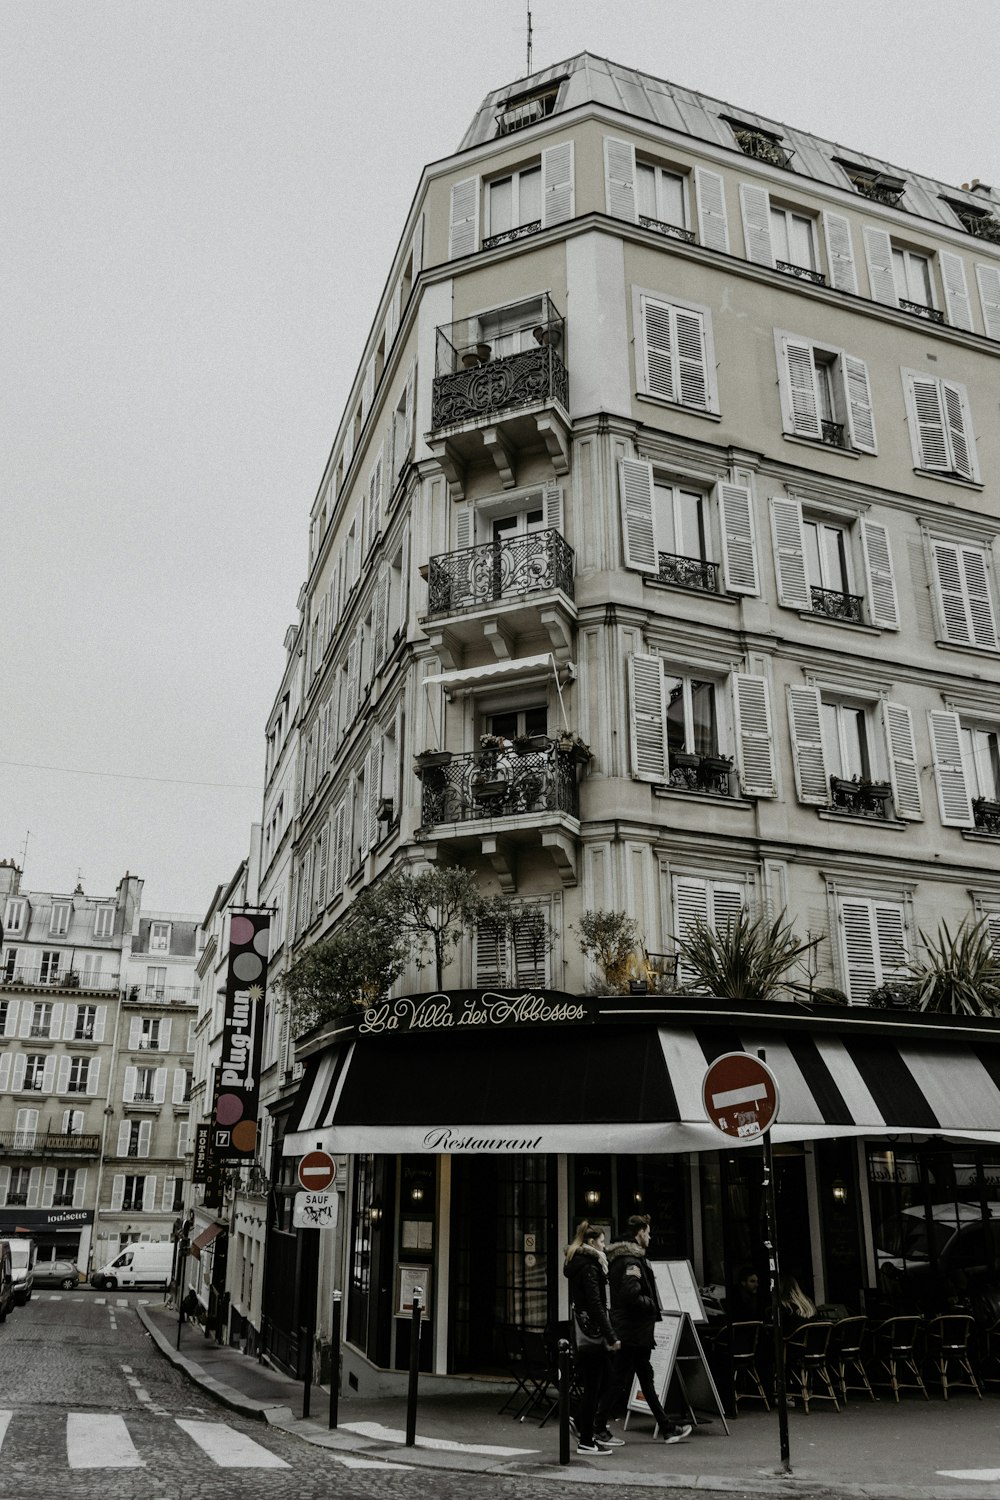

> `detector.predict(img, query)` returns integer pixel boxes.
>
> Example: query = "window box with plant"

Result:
[829,775,893,819]
[973,797,1000,835]
[414,749,453,774]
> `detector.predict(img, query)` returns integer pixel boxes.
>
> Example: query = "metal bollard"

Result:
[557,1338,572,1466]
[404,1289,423,1447]
[329,1291,342,1429]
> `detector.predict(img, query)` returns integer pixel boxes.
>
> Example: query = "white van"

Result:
[90,1242,174,1290]
[8,1239,35,1305]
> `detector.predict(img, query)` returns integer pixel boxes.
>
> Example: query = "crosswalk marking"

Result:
[67,1413,144,1469]
[175,1419,289,1469]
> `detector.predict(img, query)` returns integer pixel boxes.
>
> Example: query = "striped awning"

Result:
[190,1222,224,1259]
[282,1011,1000,1158]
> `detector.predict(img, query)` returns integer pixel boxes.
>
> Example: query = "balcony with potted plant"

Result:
[829,774,893,819]
[972,796,1000,835]
[667,748,735,796]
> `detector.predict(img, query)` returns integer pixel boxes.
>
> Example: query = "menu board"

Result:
[650,1259,708,1323]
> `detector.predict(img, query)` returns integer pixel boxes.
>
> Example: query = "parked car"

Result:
[8,1239,35,1305]
[0,1242,14,1322]
[32,1259,81,1290]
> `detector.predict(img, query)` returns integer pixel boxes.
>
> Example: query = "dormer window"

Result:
[942,195,1000,244]
[495,86,559,137]
[836,159,906,209]
[723,117,792,170]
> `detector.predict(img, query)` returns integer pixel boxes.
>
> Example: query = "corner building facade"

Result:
[273,55,1000,1387]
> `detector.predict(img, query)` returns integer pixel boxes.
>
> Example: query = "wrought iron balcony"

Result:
[810,586,864,623]
[418,740,580,829]
[639,215,695,244]
[427,528,574,616]
[829,776,893,819]
[0,1128,101,1156]
[899,299,944,324]
[667,751,735,796]
[731,127,793,170]
[821,420,847,448]
[850,175,906,209]
[482,221,542,250]
[954,208,1000,243]
[657,552,718,592]
[432,294,567,431]
[1,966,121,992]
[777,260,826,285]
[973,797,1000,834]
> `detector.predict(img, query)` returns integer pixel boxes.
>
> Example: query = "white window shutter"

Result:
[942,381,975,481]
[604,136,637,221]
[882,702,923,820]
[12,1055,26,1091]
[449,176,480,258]
[0,1167,8,1206]
[178,1122,189,1157]
[975,263,1000,340]
[960,546,999,649]
[0,1055,9,1092]
[373,565,390,670]
[770,497,810,609]
[674,877,711,984]
[362,355,376,418]
[143,1176,157,1212]
[640,296,676,402]
[843,355,877,453]
[25,1166,40,1208]
[367,736,383,850]
[717,482,759,594]
[860,520,899,629]
[63,1004,76,1040]
[839,899,878,1002]
[87,1057,100,1095]
[781,336,821,438]
[111,1174,125,1212]
[733,673,776,797]
[49,1003,63,1039]
[3,1001,18,1037]
[628,654,668,782]
[542,140,574,226]
[138,1120,151,1157]
[986,913,1000,957]
[932,541,997,648]
[153,1068,166,1104]
[73,1168,87,1208]
[674,307,709,408]
[712,881,745,932]
[740,182,774,266]
[172,1068,186,1105]
[42,1056,56,1091]
[907,374,949,471]
[403,359,416,461]
[94,1006,107,1042]
[42,1167,56,1208]
[787,684,829,803]
[542,482,564,534]
[874,902,908,979]
[124,1065,137,1103]
[822,211,858,294]
[18,1006,31,1038]
[332,800,346,896]
[117,1121,130,1155]
[159,1018,171,1051]
[57,1056,71,1093]
[618,457,658,573]
[940,250,973,330]
[410,214,424,280]
[927,709,973,825]
[129,1017,141,1050]
[695,167,729,253]
[161,1178,175,1212]
[863,225,898,306]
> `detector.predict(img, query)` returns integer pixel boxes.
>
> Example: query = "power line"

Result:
[0,758,262,793]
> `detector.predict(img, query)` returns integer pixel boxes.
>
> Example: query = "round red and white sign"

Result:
[702,1053,779,1140]
[297,1149,336,1192]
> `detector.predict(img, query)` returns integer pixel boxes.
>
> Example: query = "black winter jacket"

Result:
[606,1239,662,1347]
[563,1243,616,1346]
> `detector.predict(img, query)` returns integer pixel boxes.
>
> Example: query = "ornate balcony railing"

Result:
[639,215,695,244]
[821,420,847,448]
[810,585,864,623]
[777,260,826,286]
[973,797,1000,835]
[122,984,198,1005]
[731,128,793,169]
[829,776,893,819]
[427,528,574,615]
[657,552,718,592]
[667,751,735,796]
[1,966,121,992]
[899,299,944,324]
[482,221,542,250]
[850,176,906,209]
[954,209,1000,243]
[418,740,580,829]
[0,1129,101,1155]
[431,344,568,430]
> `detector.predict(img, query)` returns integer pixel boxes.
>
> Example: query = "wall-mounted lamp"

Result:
[584,1188,601,1208]
[633,1191,643,1205]
[410,1182,426,1204]
[832,1178,848,1205]
[369,1197,383,1227]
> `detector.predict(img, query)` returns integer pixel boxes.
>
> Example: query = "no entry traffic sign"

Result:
[297,1149,336,1192]
[702,1052,779,1141]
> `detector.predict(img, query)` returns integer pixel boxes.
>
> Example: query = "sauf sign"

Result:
[211,911,270,1161]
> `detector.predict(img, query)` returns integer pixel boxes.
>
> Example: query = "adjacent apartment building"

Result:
[221,53,1000,1384]
[0,860,198,1273]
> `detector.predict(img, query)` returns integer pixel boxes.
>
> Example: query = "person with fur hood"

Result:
[597,1214,692,1444]
[563,1221,622,1456]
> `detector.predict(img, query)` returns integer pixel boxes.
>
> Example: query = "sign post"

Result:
[296,1151,337,1421]
[702,1051,790,1474]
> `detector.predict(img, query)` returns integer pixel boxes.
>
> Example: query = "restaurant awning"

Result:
[283,1011,1000,1158]
[190,1222,225,1259]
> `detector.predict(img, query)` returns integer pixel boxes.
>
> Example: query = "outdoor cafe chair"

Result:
[717,1320,770,1412]
[498,1324,534,1417]
[828,1315,874,1403]
[924,1313,982,1400]
[518,1326,560,1426]
[783,1320,841,1413]
[870,1315,928,1401]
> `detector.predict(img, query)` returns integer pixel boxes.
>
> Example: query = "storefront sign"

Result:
[192,1123,212,1184]
[359,990,587,1037]
[422,1127,544,1151]
[212,911,270,1161]
[0,1208,94,1231]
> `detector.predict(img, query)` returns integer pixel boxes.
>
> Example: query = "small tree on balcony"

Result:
[378,866,489,990]
[477,896,555,986]
[903,918,1000,1017]
[673,908,820,1002]
[574,910,640,993]
[280,887,408,1035]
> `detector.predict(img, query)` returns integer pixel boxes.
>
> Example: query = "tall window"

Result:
[149,922,171,953]
[49,903,71,936]
[74,1005,98,1041]
[666,675,718,757]
[7,1167,31,1206]
[821,701,875,781]
[486,164,541,240]
[803,521,851,599]
[654,483,708,563]
[39,950,60,983]
[94,907,115,938]
[962,726,1000,802]
[770,205,817,270]
[893,247,934,308]
[67,1057,91,1094]
[4,900,26,934]
[53,1169,76,1207]
[145,966,166,999]
[122,1176,146,1212]
[636,162,686,229]
[24,1055,47,1090]
[30,1003,53,1038]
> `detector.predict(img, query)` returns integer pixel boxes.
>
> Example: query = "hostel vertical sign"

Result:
[212,911,270,1162]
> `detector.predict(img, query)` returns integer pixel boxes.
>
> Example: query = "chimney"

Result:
[0,860,22,899]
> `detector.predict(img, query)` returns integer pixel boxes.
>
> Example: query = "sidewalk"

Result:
[139,1302,1000,1497]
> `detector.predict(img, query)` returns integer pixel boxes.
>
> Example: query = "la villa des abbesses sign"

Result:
[357,990,587,1036]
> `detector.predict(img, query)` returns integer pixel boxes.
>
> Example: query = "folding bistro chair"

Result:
[719,1321,770,1412]
[924,1314,982,1400]
[498,1324,534,1417]
[828,1315,875,1403]
[518,1326,560,1426]
[783,1321,841,1412]
[870,1315,928,1401]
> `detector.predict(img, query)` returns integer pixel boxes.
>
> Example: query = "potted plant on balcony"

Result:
[532,324,562,350]
[557,732,592,765]
[973,796,1000,832]
[697,753,733,791]
[414,748,452,776]
[513,732,550,754]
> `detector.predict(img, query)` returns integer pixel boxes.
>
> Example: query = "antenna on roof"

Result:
[18,830,30,877]
[525,0,533,76]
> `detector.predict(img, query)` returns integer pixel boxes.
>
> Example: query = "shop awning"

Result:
[283,1015,1000,1158]
[190,1222,225,1259]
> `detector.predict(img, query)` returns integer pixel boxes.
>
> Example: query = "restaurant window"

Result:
[347,1153,376,1352]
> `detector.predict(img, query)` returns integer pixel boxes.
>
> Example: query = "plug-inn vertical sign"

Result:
[211,911,270,1161]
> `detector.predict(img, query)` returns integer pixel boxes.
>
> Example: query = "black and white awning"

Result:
[283,1002,1000,1158]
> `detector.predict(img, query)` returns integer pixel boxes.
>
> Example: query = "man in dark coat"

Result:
[596,1214,692,1443]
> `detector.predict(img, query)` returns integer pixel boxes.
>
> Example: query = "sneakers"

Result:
[659,1421,693,1443]
[594,1428,626,1446]
[576,1440,613,1455]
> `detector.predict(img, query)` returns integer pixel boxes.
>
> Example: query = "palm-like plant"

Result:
[905,919,1000,1017]
[673,907,820,1002]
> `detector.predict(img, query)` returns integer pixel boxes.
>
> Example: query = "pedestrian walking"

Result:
[598,1214,692,1443]
[563,1222,623,1456]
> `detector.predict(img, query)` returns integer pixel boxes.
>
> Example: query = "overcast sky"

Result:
[4,0,999,915]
